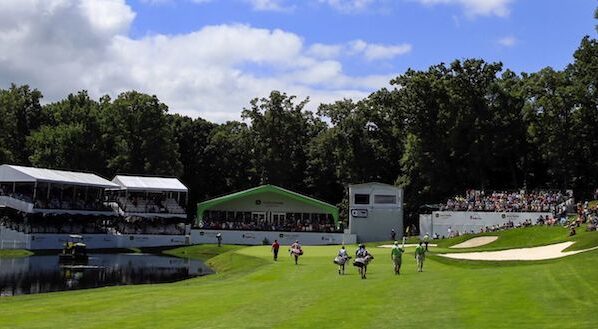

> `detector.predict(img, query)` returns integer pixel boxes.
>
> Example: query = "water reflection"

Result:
[0,253,213,296]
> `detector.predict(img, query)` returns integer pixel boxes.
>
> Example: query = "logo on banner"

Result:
[351,209,368,218]
[242,233,256,239]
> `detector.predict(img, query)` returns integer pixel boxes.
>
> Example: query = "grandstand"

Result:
[0,164,118,215]
[193,185,356,245]
[419,189,575,238]
[110,175,188,218]
[0,165,191,250]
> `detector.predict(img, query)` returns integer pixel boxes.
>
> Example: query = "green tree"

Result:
[169,114,216,212]
[242,91,319,191]
[203,121,257,197]
[568,36,598,196]
[0,84,44,165]
[27,91,107,174]
[101,91,182,176]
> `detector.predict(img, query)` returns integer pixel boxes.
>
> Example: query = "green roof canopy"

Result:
[196,184,339,225]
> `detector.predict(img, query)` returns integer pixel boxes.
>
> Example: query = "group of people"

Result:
[200,216,341,233]
[440,189,569,213]
[0,213,189,235]
[270,239,427,279]
[573,201,598,231]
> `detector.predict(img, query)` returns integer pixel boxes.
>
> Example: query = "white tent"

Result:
[111,175,188,193]
[0,164,118,188]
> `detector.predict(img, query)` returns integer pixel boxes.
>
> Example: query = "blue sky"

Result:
[0,0,595,122]
[129,0,596,74]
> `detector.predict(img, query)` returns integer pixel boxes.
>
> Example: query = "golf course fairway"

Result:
[1,229,597,329]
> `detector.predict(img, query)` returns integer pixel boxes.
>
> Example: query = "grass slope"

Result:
[0,249,33,258]
[1,239,598,329]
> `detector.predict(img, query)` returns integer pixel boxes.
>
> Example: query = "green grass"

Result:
[1,236,598,329]
[0,249,33,258]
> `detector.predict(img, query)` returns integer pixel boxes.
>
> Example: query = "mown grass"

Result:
[0,249,33,258]
[1,235,597,329]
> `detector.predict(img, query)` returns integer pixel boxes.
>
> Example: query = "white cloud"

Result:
[349,39,412,61]
[0,0,402,122]
[497,35,517,47]
[318,0,380,13]
[415,0,513,17]
[307,43,343,59]
[245,0,294,12]
[309,40,412,61]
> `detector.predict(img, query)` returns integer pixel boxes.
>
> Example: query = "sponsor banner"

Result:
[191,230,356,246]
[350,209,368,218]
[429,211,553,236]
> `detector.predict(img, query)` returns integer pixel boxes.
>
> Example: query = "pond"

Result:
[0,253,213,296]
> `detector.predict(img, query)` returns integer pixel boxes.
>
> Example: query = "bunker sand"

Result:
[440,241,598,261]
[450,236,498,248]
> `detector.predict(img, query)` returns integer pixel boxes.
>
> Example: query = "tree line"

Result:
[0,35,596,226]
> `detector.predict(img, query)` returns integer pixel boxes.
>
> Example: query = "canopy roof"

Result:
[0,164,118,188]
[112,175,188,193]
[197,184,339,224]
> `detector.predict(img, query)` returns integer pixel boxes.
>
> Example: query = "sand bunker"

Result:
[378,243,437,248]
[440,241,598,261]
[450,236,498,249]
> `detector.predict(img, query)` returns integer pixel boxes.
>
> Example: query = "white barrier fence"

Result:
[420,211,553,238]
[191,230,357,246]
[0,240,28,249]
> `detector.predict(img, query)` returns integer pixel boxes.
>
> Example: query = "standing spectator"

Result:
[423,233,430,251]
[390,229,396,241]
[216,232,222,247]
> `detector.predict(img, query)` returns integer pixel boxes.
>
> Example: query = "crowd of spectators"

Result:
[1,186,111,211]
[199,215,341,233]
[0,188,33,203]
[572,201,598,232]
[440,189,570,213]
[34,196,111,212]
[117,196,185,214]
[0,214,188,235]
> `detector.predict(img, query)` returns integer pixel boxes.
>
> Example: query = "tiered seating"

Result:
[118,197,185,214]
[164,198,185,214]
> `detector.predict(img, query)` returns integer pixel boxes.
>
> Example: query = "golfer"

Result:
[354,244,372,279]
[415,241,426,272]
[290,240,303,265]
[336,245,350,275]
[271,239,280,261]
[390,241,404,275]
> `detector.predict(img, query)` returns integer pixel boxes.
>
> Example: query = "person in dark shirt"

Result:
[271,239,280,261]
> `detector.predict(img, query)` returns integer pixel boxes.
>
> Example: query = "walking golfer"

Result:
[390,241,404,275]
[415,241,426,272]
[272,239,280,261]
[216,232,222,247]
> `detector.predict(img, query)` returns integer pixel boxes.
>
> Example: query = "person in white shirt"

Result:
[335,246,350,275]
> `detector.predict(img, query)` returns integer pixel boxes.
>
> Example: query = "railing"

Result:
[0,196,34,213]
[0,240,27,249]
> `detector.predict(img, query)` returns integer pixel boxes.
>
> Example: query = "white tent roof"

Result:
[0,164,119,188]
[112,175,188,193]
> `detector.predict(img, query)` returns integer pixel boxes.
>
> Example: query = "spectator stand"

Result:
[0,164,118,216]
[109,175,188,219]
[193,185,355,245]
